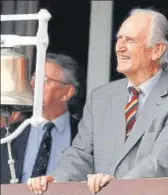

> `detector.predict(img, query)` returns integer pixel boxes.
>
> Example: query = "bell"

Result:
[1,48,33,107]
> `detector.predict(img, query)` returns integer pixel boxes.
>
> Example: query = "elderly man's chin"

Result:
[117,63,132,75]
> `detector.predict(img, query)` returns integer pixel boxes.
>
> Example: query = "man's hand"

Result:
[27,175,55,195]
[87,173,115,194]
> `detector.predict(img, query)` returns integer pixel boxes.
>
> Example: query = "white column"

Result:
[87,1,114,96]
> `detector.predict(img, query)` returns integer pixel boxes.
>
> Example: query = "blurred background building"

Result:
[1,0,168,96]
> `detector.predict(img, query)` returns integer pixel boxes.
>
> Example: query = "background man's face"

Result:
[31,61,70,109]
[115,14,153,77]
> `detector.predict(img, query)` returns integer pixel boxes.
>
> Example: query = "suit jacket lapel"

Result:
[112,81,128,153]
[114,70,168,170]
[105,79,128,166]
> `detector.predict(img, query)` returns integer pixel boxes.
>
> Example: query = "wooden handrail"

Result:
[1,178,168,195]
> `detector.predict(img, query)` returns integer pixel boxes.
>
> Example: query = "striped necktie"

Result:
[31,122,55,177]
[125,87,140,135]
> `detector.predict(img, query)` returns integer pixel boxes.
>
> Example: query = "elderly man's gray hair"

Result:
[130,8,168,70]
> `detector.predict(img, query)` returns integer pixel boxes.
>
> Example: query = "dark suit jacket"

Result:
[0,116,78,184]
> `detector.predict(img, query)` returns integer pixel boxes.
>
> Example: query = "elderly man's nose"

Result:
[116,43,127,52]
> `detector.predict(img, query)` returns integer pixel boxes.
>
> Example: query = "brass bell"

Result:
[1,48,33,106]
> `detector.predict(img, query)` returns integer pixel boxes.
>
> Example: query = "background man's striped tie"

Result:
[125,87,140,135]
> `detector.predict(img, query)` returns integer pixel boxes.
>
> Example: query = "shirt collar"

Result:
[41,112,70,133]
[127,69,162,96]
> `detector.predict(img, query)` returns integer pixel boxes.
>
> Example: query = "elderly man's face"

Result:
[115,14,154,77]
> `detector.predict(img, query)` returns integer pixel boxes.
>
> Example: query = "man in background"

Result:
[1,53,86,184]
[1,112,24,129]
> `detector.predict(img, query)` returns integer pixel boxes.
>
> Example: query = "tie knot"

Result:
[44,122,55,132]
[128,87,140,97]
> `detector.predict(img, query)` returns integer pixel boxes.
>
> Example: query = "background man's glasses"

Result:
[31,75,69,85]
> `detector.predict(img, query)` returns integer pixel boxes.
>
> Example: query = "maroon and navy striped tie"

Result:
[125,87,140,135]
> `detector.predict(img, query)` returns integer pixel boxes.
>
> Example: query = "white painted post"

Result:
[87,1,114,96]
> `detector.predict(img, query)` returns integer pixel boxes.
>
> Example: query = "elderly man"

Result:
[1,53,85,184]
[28,8,168,194]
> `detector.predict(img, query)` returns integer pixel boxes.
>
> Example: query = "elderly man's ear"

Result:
[151,43,167,61]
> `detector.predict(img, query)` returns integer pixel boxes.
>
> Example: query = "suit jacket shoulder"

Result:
[91,78,128,100]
